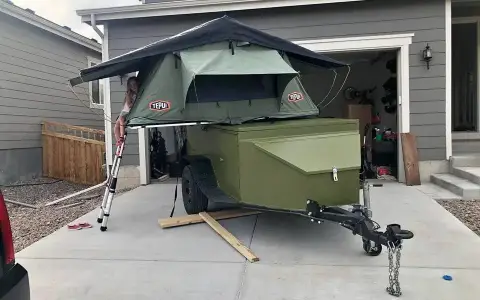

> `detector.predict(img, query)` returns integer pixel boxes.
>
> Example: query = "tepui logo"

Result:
[149,100,171,112]
[287,92,304,102]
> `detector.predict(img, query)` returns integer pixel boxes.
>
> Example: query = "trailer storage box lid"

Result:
[253,132,361,175]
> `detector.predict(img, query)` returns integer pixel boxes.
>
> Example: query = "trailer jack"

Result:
[304,192,414,297]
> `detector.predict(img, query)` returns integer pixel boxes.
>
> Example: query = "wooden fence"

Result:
[42,121,106,185]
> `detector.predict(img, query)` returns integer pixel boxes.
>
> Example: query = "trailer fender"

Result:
[181,155,237,207]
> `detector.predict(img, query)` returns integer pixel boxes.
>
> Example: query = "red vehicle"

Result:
[0,189,30,299]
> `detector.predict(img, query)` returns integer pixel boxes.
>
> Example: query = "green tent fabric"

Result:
[179,43,299,102]
[126,42,320,126]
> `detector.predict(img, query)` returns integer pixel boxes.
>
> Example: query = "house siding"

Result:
[0,13,103,184]
[107,0,446,165]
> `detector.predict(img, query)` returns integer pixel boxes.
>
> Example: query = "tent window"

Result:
[186,74,278,103]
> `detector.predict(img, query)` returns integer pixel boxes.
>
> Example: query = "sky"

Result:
[10,0,139,40]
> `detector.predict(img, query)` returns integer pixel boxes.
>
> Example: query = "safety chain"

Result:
[386,241,402,297]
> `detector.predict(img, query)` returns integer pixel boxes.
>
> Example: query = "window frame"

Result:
[87,56,104,109]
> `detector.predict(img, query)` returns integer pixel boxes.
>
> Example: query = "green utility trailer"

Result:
[185,118,361,212]
[70,15,413,297]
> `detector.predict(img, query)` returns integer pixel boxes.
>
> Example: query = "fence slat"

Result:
[42,133,48,177]
[69,138,75,182]
[85,143,92,185]
[96,144,102,183]
[53,137,59,179]
[63,138,70,181]
[46,136,53,178]
[59,137,65,179]
[41,121,105,185]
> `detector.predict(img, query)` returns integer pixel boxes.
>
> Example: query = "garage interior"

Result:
[292,49,400,181]
[146,49,400,182]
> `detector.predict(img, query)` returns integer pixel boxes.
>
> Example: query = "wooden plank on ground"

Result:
[5,199,38,209]
[401,133,421,186]
[199,212,260,263]
[159,209,261,229]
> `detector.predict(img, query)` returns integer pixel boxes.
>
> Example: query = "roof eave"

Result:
[0,1,101,52]
[78,0,365,24]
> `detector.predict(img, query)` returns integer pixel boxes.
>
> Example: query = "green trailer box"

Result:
[186,117,361,211]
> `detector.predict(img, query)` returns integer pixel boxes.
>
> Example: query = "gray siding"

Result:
[0,13,103,183]
[108,0,446,164]
[0,148,42,184]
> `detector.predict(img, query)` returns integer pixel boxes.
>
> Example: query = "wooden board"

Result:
[343,104,372,143]
[159,209,261,229]
[199,212,260,263]
[401,133,421,186]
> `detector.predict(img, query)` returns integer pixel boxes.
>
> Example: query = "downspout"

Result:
[91,14,104,40]
[90,14,113,175]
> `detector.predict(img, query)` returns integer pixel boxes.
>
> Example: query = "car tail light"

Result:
[0,190,15,266]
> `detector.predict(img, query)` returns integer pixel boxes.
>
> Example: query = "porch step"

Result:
[415,183,462,201]
[452,167,480,185]
[430,173,480,199]
[450,155,480,168]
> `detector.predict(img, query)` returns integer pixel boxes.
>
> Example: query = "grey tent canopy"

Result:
[69,16,348,126]
[69,16,346,86]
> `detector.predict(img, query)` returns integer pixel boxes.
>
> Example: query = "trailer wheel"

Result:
[362,238,382,256]
[182,165,208,215]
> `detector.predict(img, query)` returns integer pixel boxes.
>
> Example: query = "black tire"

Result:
[182,165,208,214]
[363,239,382,256]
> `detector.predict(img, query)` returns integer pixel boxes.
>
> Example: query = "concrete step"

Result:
[430,173,480,199]
[450,155,480,168]
[452,167,480,185]
[415,183,462,201]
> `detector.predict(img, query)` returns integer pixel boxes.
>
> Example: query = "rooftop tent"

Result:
[68,15,349,126]
[126,42,320,126]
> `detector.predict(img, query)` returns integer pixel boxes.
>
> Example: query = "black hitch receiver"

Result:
[305,200,414,250]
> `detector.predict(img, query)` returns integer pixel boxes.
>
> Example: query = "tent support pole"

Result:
[129,122,211,130]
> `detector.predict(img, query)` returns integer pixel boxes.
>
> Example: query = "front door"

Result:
[452,22,478,132]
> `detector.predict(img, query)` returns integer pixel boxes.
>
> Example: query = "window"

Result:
[87,56,104,109]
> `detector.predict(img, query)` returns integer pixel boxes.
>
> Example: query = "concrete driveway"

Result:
[17,181,480,300]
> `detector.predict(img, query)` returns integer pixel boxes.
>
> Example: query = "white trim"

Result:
[0,1,101,52]
[138,128,150,185]
[445,0,454,160]
[78,0,364,23]
[294,33,415,53]
[87,56,104,110]
[446,0,452,159]
[102,24,113,168]
[295,33,413,183]
[396,50,405,183]
[399,45,411,134]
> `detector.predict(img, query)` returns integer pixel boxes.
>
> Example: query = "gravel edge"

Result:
[436,199,480,236]
[2,178,135,253]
